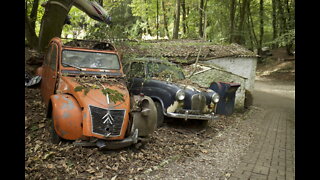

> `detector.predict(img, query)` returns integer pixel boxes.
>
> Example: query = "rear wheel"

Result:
[154,101,164,127]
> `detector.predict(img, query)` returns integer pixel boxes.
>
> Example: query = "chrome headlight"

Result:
[211,92,220,103]
[175,89,185,101]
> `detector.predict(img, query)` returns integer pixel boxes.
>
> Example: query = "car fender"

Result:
[50,94,83,140]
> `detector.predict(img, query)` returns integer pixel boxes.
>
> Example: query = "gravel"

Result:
[135,107,264,180]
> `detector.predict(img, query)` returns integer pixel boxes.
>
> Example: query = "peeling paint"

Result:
[63,112,71,119]
[167,101,179,113]
[60,129,69,136]
[61,96,75,110]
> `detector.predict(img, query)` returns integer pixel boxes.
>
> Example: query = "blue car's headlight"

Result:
[175,89,185,101]
[211,92,220,103]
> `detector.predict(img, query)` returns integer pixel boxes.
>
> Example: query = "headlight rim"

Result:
[175,89,185,101]
[211,92,220,103]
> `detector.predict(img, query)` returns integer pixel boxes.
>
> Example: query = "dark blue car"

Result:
[123,58,220,126]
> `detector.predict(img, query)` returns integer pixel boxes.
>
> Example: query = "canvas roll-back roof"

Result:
[61,38,117,51]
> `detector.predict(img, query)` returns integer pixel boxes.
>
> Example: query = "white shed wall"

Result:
[202,57,257,91]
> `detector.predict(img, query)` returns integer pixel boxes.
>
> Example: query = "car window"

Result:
[49,44,58,70]
[62,50,120,70]
[129,62,145,78]
[147,62,185,80]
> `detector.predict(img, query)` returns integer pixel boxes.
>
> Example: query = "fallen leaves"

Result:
[25,87,238,179]
[74,76,125,102]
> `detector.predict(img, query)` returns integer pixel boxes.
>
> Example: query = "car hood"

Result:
[60,76,129,109]
[145,78,215,100]
[151,78,213,93]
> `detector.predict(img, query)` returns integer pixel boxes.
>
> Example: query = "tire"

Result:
[49,118,62,144]
[197,120,209,128]
[154,101,164,127]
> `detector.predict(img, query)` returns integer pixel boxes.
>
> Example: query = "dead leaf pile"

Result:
[25,86,239,179]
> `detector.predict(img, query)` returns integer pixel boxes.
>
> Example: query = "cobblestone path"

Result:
[229,80,295,180]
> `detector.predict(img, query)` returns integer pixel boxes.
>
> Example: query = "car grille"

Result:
[191,93,206,112]
[89,105,125,137]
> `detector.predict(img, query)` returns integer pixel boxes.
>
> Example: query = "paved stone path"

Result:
[228,80,295,180]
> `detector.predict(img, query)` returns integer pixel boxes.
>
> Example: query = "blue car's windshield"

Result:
[146,62,185,80]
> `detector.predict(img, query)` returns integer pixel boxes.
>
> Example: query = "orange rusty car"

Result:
[36,37,157,149]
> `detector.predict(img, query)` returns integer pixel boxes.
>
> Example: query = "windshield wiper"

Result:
[62,62,86,71]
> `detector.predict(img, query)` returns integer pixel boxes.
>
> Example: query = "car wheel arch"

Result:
[150,97,165,113]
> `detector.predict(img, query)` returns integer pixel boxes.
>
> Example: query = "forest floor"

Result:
[25,46,295,179]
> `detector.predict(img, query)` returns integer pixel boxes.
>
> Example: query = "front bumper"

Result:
[165,111,218,121]
[73,129,139,149]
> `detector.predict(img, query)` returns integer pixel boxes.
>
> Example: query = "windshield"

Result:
[146,62,185,80]
[62,50,120,70]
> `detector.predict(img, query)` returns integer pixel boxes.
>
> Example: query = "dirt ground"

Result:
[25,85,246,179]
[25,47,295,179]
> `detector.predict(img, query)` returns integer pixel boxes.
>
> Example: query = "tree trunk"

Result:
[38,0,73,52]
[181,0,186,35]
[272,0,277,48]
[203,0,208,40]
[162,0,170,38]
[229,0,237,43]
[156,0,159,39]
[285,0,293,29]
[248,1,258,48]
[258,0,264,55]
[277,0,287,36]
[246,13,254,50]
[234,0,249,45]
[30,0,40,30]
[25,11,39,49]
[285,0,294,54]
[199,0,204,38]
[25,0,39,49]
[172,0,181,39]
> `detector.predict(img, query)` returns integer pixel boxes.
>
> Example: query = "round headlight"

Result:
[175,89,185,101]
[211,92,220,103]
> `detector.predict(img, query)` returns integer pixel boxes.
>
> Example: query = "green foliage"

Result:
[74,85,124,103]
[266,29,295,48]
[84,0,138,39]
[74,86,85,92]
[25,0,46,36]
[27,0,295,52]
[101,88,124,103]
[74,85,91,95]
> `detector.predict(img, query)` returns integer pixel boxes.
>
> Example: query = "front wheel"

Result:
[197,120,209,128]
[154,101,164,127]
[49,118,62,144]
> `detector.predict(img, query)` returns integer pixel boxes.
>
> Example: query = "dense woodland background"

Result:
[25,0,295,55]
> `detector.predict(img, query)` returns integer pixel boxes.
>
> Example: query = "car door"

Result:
[40,42,59,106]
